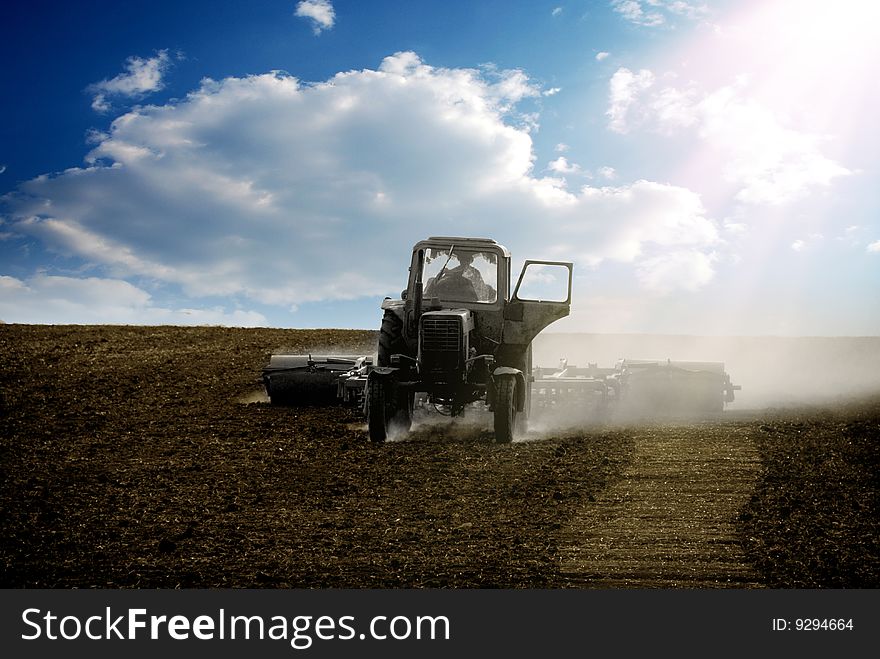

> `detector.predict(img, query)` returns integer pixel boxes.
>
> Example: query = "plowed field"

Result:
[1,325,877,588]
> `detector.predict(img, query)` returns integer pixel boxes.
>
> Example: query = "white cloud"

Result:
[596,166,616,180]
[606,68,851,203]
[635,250,715,293]
[607,67,655,133]
[663,1,709,20]
[612,0,665,27]
[552,7,563,17]
[547,156,581,175]
[868,240,880,253]
[647,85,701,132]
[595,51,610,61]
[295,0,336,34]
[0,275,266,325]
[543,87,562,97]
[0,164,6,174]
[612,1,707,27]
[723,221,748,236]
[791,233,824,252]
[3,52,722,319]
[484,67,541,108]
[566,179,719,269]
[92,95,111,113]
[88,51,171,113]
[699,90,851,204]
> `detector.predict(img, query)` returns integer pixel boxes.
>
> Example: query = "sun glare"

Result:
[656,0,880,335]
[721,0,880,129]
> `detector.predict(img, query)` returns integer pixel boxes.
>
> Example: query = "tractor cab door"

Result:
[502,260,573,346]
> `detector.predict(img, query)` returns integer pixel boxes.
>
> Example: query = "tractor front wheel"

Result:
[367,379,390,443]
[367,379,412,443]
[494,376,518,444]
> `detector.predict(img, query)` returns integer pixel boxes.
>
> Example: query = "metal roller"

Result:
[262,355,368,405]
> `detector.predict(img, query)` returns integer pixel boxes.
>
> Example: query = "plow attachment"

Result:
[530,358,740,421]
[531,361,620,422]
[616,359,740,416]
[262,355,372,405]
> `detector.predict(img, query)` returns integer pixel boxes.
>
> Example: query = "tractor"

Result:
[366,236,572,443]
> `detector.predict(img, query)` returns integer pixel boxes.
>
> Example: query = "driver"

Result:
[450,252,493,301]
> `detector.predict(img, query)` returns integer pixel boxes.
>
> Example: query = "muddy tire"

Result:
[367,379,391,443]
[494,376,518,444]
[378,311,406,367]
[367,379,412,443]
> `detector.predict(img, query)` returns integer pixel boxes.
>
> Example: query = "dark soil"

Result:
[738,404,880,587]
[0,325,877,588]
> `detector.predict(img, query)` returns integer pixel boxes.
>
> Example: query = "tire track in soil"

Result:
[557,423,764,587]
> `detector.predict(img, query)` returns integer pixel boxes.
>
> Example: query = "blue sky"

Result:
[1,0,878,334]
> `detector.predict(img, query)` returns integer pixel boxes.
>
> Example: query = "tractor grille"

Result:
[421,316,461,353]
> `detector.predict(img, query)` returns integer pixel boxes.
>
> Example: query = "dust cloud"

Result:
[533,333,880,410]
[238,389,270,404]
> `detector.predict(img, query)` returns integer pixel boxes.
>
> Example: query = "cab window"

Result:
[422,248,498,303]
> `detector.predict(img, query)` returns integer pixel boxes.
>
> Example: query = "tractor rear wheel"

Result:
[378,311,406,366]
[494,376,518,443]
